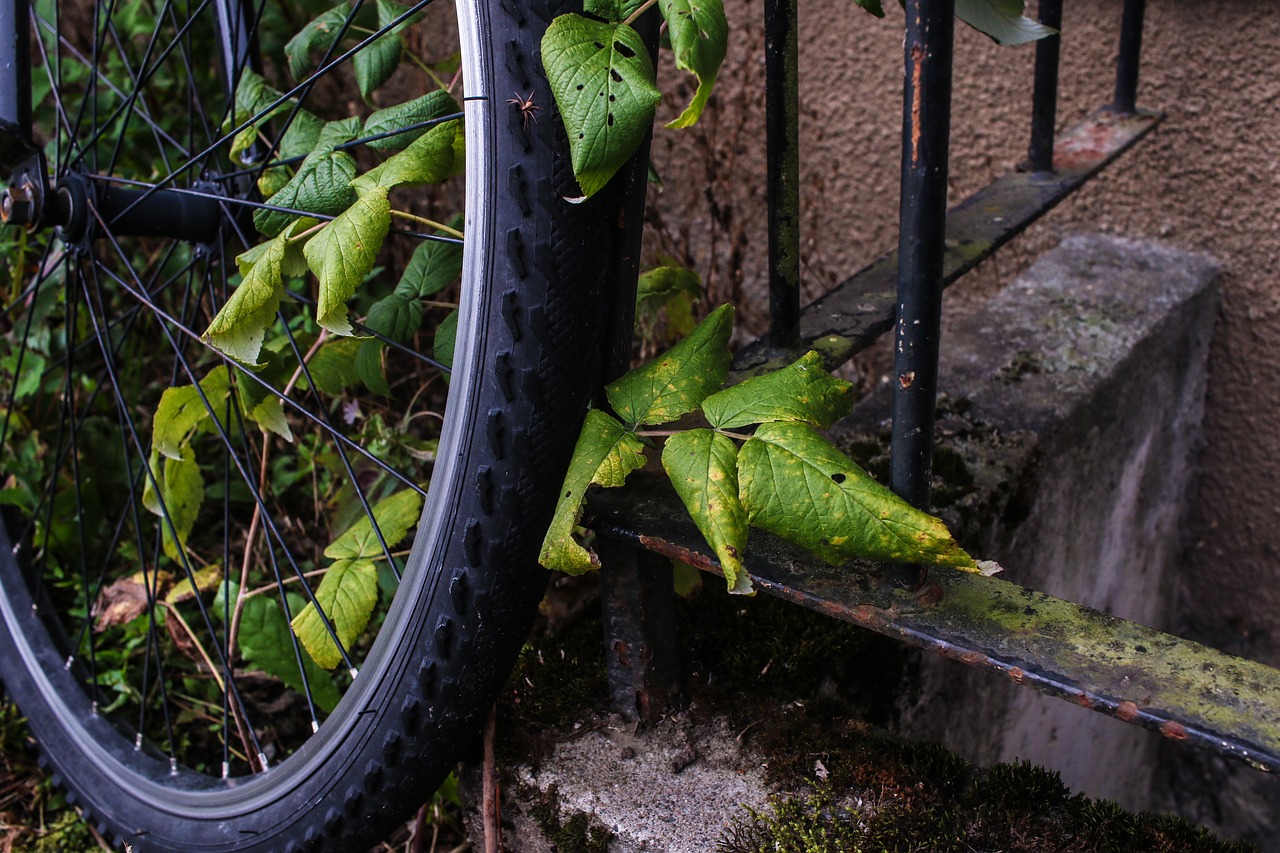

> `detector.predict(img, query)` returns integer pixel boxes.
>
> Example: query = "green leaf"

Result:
[365,293,424,344]
[539,409,646,573]
[606,303,732,427]
[285,2,352,80]
[316,116,364,150]
[291,558,379,670]
[308,337,363,395]
[152,367,231,459]
[738,422,977,569]
[240,596,341,711]
[433,308,458,372]
[852,0,885,16]
[204,233,288,365]
[351,120,462,192]
[141,447,205,562]
[325,488,424,560]
[356,339,391,396]
[353,0,410,98]
[636,265,700,337]
[363,89,461,150]
[304,185,392,335]
[584,0,650,21]
[254,150,358,238]
[658,0,728,128]
[661,429,750,593]
[955,0,1056,45]
[703,351,853,430]
[228,70,294,160]
[541,15,661,198]
[397,217,464,297]
[234,223,310,278]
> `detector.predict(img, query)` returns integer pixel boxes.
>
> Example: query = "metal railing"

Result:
[589,0,1280,777]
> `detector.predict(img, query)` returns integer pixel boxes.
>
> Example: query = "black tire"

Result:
[0,0,632,849]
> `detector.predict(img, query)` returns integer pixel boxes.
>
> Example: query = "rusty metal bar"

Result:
[587,473,1280,774]
[1114,0,1146,114]
[730,106,1163,380]
[890,0,954,513]
[1028,0,1063,172]
[764,0,801,349]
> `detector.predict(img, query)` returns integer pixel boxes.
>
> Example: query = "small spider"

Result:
[508,92,540,129]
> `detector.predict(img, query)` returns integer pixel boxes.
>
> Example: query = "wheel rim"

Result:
[0,0,480,794]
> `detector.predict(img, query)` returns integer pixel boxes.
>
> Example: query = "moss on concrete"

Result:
[522,783,613,853]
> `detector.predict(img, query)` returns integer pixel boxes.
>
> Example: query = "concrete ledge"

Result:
[475,234,1225,849]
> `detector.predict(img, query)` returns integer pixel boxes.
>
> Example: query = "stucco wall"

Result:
[641,0,1280,842]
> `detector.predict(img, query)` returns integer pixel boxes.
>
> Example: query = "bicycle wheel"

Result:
[0,0,628,849]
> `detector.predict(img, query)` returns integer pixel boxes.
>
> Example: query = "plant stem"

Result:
[633,427,756,442]
[623,0,660,27]
[390,209,464,239]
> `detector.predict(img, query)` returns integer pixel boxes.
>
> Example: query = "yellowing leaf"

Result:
[539,409,646,573]
[659,0,728,128]
[702,351,853,430]
[205,233,289,365]
[240,596,341,711]
[141,447,204,563]
[364,89,460,150]
[304,186,392,335]
[152,366,231,459]
[290,558,378,669]
[165,564,225,605]
[606,303,732,427]
[351,120,461,192]
[662,429,750,593]
[738,422,977,570]
[541,15,661,198]
[324,488,424,560]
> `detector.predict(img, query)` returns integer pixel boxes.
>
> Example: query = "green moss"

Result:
[523,783,612,853]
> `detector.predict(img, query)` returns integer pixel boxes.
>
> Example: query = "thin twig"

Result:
[482,706,502,853]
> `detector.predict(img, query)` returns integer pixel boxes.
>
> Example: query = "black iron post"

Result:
[765,0,801,349]
[0,0,37,178]
[1028,0,1062,172]
[889,0,954,515]
[1113,0,1145,114]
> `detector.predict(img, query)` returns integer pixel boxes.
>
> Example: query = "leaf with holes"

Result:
[291,558,379,669]
[305,185,392,335]
[241,596,341,711]
[285,2,353,80]
[364,89,461,149]
[254,150,358,238]
[351,120,462,192]
[325,488,424,560]
[205,233,289,365]
[956,0,1055,45]
[141,447,204,562]
[703,351,853,430]
[152,366,231,459]
[659,0,727,128]
[542,15,661,198]
[540,409,646,573]
[662,429,750,593]
[606,303,732,427]
[738,421,978,569]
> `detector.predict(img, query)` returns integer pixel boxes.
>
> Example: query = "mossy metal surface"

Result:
[729,107,1162,379]
[589,471,1280,774]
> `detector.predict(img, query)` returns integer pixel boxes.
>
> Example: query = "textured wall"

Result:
[641,0,1280,843]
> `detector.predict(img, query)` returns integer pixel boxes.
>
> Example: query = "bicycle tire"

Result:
[0,0,627,849]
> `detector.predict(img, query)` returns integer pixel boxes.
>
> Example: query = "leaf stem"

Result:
[390,209,464,239]
[633,427,756,442]
[623,0,660,27]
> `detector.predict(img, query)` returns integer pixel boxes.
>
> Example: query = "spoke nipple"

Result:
[91,701,98,716]
[64,655,73,670]
[349,667,358,679]
[135,733,143,751]
[170,757,178,776]
[257,752,270,771]
[311,720,320,733]
[222,761,230,780]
